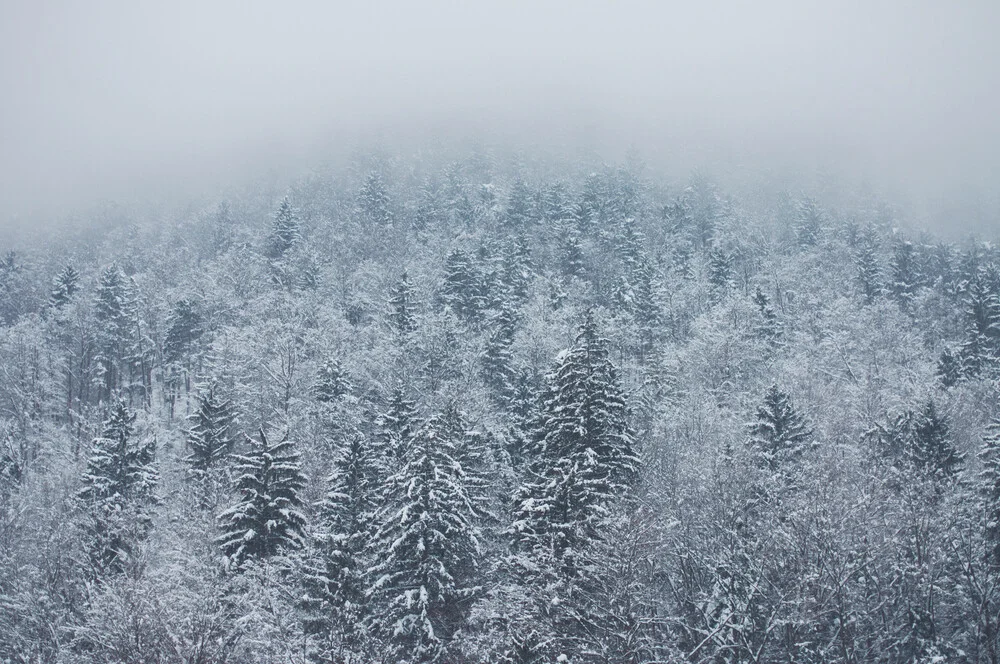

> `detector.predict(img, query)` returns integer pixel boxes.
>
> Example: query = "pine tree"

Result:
[185,386,238,487]
[269,197,301,258]
[389,271,418,337]
[746,385,812,474]
[559,228,586,279]
[359,171,393,227]
[936,347,962,388]
[500,236,533,303]
[217,428,308,566]
[78,400,159,577]
[367,412,482,663]
[49,265,79,309]
[163,298,204,415]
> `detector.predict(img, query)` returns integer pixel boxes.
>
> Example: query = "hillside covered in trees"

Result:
[1,149,1000,663]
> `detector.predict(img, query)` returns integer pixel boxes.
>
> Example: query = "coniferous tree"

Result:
[376,387,420,465]
[367,411,482,663]
[440,248,482,322]
[795,198,824,246]
[708,248,733,301]
[746,385,812,475]
[78,400,159,577]
[481,304,518,404]
[359,171,393,227]
[511,312,639,660]
[268,197,301,258]
[751,286,782,346]
[558,228,585,279]
[306,434,376,661]
[910,400,964,482]
[959,270,1000,376]
[163,297,204,415]
[94,264,140,401]
[388,271,418,337]
[313,358,352,404]
[936,346,962,387]
[49,265,79,309]
[185,385,238,494]
[889,239,921,311]
[980,414,1000,566]
[217,428,308,566]
[506,179,534,230]
[855,229,882,304]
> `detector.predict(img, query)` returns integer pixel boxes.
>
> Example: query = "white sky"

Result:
[1,0,998,233]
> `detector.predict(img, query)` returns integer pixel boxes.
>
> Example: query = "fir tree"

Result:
[49,265,79,309]
[268,197,301,258]
[217,428,308,566]
[359,171,393,227]
[78,400,159,577]
[746,385,812,474]
[389,271,418,337]
[936,346,962,388]
[367,412,482,663]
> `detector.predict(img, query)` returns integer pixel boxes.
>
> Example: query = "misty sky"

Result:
[1,0,999,234]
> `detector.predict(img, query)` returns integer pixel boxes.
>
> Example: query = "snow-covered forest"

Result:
[0,147,999,663]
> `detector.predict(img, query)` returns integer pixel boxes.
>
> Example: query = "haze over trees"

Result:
[0,146,999,664]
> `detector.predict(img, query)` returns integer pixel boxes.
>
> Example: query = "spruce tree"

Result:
[217,428,308,566]
[78,400,159,577]
[268,197,301,258]
[49,265,79,309]
[440,248,482,322]
[185,386,238,488]
[510,313,639,659]
[376,387,420,465]
[481,304,518,403]
[746,385,812,474]
[367,412,481,663]
[94,264,139,400]
[388,271,418,337]
[306,434,376,660]
[506,179,534,229]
